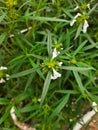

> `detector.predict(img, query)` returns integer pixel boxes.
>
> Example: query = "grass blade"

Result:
[49,94,70,120]
[40,71,52,104]
[10,67,39,78]
[47,30,52,57]
[0,32,7,45]
[73,71,85,95]
[22,16,69,23]
[60,66,93,71]
[0,105,11,125]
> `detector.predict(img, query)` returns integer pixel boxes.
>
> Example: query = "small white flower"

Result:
[92,102,98,112]
[74,6,79,10]
[51,69,61,80]
[87,4,90,10]
[0,66,7,70]
[52,48,60,59]
[69,119,73,122]
[70,13,81,26]
[6,74,10,80]
[82,20,89,33]
[58,62,63,66]
[38,98,41,102]
[20,26,32,34]
[92,102,97,107]
[0,78,5,83]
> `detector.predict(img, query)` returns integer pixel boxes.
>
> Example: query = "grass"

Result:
[0,0,98,129]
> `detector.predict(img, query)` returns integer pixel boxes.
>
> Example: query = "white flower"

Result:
[0,78,5,83]
[51,69,61,80]
[92,102,98,112]
[70,13,81,26]
[87,4,90,10]
[51,48,62,80]
[38,98,41,102]
[0,66,7,70]
[82,20,89,33]
[58,62,63,66]
[6,74,10,80]
[69,119,73,122]
[70,13,89,33]
[52,48,60,59]
[9,27,32,38]
[74,6,79,11]
[92,102,97,107]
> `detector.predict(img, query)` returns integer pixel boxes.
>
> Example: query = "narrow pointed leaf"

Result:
[47,31,52,57]
[10,67,39,78]
[49,94,69,120]
[40,71,52,104]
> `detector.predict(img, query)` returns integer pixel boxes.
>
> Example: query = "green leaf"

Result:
[73,71,85,95]
[25,73,35,91]
[62,8,73,18]
[40,71,52,104]
[0,13,6,23]
[29,58,45,80]
[0,32,7,45]
[22,16,69,23]
[60,66,93,71]
[47,30,52,57]
[15,92,31,103]
[74,23,82,39]
[65,29,71,48]
[8,55,24,64]
[73,40,87,56]
[0,98,9,105]
[19,33,33,47]
[84,33,98,49]
[30,54,45,60]
[14,37,26,52]
[88,3,98,15]
[19,103,38,113]
[49,94,70,120]
[0,105,11,125]
[55,90,79,95]
[10,67,39,78]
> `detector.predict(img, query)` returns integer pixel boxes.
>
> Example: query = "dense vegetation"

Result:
[0,0,98,129]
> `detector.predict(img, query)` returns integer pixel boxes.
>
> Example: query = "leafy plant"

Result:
[0,0,98,129]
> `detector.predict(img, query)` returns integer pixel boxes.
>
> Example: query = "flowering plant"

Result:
[0,0,98,129]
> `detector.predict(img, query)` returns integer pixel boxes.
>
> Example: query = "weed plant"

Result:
[0,0,98,129]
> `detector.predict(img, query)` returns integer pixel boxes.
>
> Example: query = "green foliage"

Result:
[0,0,98,129]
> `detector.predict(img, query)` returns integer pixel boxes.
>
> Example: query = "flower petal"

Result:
[51,69,61,80]
[70,13,81,26]
[0,78,5,83]
[58,62,63,66]
[0,66,7,70]
[70,19,76,26]
[74,6,79,11]
[82,20,89,33]
[52,48,60,59]
[87,4,90,10]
